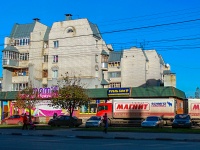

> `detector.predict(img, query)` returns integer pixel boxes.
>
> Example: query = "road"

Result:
[0,135,199,150]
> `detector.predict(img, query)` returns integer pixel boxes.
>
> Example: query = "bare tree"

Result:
[50,72,91,127]
[15,84,39,122]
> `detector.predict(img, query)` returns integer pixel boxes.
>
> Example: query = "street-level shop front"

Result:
[0,86,186,123]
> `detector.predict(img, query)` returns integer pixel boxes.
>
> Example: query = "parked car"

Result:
[172,114,192,128]
[1,115,23,125]
[141,116,164,128]
[1,115,35,125]
[48,115,82,127]
[85,116,103,128]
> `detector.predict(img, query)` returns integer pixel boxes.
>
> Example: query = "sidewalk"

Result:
[0,128,200,142]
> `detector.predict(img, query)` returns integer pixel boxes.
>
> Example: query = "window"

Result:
[44,55,48,62]
[95,54,98,63]
[43,70,48,78]
[67,29,73,33]
[53,41,59,48]
[101,55,108,63]
[109,62,121,68]
[108,72,121,78]
[13,68,28,76]
[52,70,58,78]
[3,51,19,60]
[12,83,28,91]
[109,82,121,88]
[20,53,29,61]
[53,55,58,63]
[14,38,30,46]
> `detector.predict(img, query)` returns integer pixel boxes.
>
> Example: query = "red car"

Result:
[1,115,36,125]
[1,115,24,125]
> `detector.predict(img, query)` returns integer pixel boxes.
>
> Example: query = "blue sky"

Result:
[0,0,200,97]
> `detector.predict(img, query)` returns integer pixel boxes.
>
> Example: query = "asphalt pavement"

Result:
[0,127,200,142]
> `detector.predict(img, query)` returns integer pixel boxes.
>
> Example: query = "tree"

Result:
[50,72,91,127]
[15,84,39,122]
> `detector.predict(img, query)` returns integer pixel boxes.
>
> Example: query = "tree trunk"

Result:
[28,108,32,123]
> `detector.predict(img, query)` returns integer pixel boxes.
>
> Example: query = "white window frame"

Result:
[52,70,58,78]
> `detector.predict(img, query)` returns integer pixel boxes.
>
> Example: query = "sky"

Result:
[0,0,200,97]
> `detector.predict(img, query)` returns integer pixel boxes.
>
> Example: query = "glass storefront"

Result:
[80,100,107,114]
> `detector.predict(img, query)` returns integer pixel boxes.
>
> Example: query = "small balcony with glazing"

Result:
[101,62,108,70]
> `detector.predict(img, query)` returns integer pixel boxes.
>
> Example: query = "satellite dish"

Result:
[165,64,170,68]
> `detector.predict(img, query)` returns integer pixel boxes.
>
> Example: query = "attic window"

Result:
[67,28,73,33]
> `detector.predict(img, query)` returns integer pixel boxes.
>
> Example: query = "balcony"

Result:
[12,76,29,83]
[3,59,19,67]
[101,62,108,70]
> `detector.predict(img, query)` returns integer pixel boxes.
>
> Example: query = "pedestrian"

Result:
[29,119,36,130]
[53,112,57,119]
[22,113,28,130]
[103,113,108,133]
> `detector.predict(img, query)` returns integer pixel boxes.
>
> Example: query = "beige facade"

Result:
[2,15,174,91]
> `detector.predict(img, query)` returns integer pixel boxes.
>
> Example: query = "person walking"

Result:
[22,113,28,130]
[103,113,108,133]
[53,113,57,119]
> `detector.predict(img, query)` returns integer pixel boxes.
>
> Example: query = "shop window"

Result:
[80,102,97,114]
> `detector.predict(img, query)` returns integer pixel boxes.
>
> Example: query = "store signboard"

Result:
[108,88,130,96]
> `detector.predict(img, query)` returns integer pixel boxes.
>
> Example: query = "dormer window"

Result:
[66,26,75,36]
[67,28,73,33]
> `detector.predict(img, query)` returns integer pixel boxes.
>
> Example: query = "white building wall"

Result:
[29,21,49,87]
[48,18,109,88]
[121,47,146,87]
[144,50,162,86]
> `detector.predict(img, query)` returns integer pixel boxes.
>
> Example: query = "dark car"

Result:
[48,115,82,127]
[172,114,192,128]
[141,116,164,128]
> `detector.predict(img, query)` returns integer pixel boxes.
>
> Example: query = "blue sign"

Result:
[108,88,130,96]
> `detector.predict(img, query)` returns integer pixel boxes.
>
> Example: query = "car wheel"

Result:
[18,122,23,126]
[2,122,7,125]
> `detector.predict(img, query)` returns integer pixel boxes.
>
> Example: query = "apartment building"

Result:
[2,14,173,91]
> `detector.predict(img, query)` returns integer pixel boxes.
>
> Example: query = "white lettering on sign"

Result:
[115,103,149,111]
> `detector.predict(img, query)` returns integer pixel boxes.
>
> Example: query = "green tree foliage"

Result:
[50,72,91,127]
[15,85,39,122]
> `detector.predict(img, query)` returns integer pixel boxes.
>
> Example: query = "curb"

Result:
[1,132,200,142]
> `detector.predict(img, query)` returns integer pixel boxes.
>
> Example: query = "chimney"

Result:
[65,14,72,21]
[33,18,40,22]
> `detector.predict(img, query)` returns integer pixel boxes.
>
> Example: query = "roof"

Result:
[10,23,35,38]
[2,46,19,52]
[0,86,186,100]
[108,51,123,62]
[0,91,18,100]
[101,50,109,56]
[130,86,185,99]
[44,27,51,41]
[101,79,109,85]
[86,86,186,99]
[89,22,101,39]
